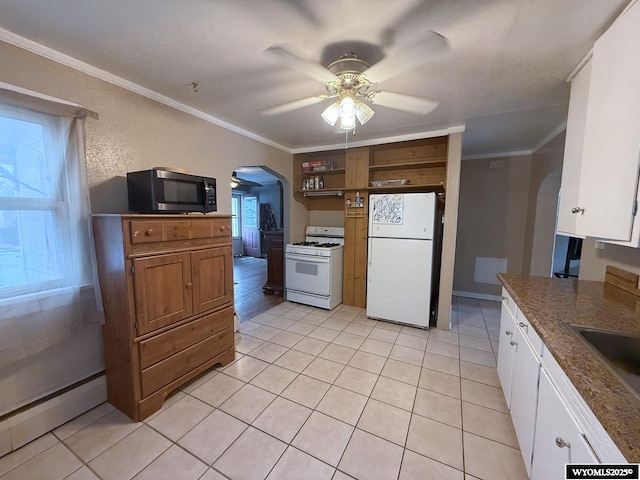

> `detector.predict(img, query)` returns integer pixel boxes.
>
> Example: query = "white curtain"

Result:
[0,84,103,370]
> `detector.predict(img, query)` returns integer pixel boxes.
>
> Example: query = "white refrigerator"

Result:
[366,192,436,328]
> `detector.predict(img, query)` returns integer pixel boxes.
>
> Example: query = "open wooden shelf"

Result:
[296,189,344,197]
[300,168,345,176]
[343,183,445,194]
[368,160,447,172]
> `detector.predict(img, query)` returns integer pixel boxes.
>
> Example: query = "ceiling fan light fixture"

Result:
[321,102,340,126]
[355,101,374,125]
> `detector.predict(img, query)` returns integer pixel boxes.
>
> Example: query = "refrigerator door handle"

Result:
[368,238,373,265]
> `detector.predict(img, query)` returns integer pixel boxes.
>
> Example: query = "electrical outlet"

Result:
[594,240,605,250]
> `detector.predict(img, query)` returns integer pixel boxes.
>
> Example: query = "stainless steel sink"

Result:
[567,325,640,398]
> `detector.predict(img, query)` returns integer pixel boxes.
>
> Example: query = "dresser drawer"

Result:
[190,219,214,239]
[140,327,233,397]
[130,221,164,244]
[211,218,232,238]
[139,306,233,369]
[164,220,191,241]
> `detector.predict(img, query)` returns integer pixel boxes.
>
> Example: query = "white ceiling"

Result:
[0,0,629,156]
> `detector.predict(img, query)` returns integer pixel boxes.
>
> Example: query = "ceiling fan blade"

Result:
[363,31,449,84]
[369,91,439,115]
[265,45,335,83]
[260,96,326,116]
[232,171,262,187]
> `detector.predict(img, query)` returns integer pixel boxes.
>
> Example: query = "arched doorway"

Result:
[231,166,290,321]
[529,166,562,276]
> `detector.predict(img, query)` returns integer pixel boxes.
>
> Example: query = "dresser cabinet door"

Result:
[191,246,233,314]
[132,252,193,335]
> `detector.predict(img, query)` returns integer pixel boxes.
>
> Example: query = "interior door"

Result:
[132,252,193,335]
[242,194,261,257]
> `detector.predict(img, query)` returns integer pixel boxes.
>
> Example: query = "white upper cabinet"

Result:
[557,59,591,237]
[559,1,640,245]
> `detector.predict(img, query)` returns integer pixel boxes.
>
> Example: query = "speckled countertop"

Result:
[498,274,640,463]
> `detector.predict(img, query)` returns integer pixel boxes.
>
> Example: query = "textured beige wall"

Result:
[453,154,533,297]
[579,239,640,280]
[523,132,565,276]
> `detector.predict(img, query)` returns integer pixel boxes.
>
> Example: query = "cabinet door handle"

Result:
[555,437,571,449]
[186,282,193,289]
[510,339,517,347]
[518,322,528,329]
[501,296,508,302]
[571,207,584,214]
[505,330,512,336]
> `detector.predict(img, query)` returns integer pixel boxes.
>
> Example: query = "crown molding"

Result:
[462,150,533,161]
[531,121,567,153]
[0,28,292,153]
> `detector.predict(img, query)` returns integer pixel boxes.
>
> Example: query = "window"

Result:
[0,107,75,297]
[243,195,258,229]
[0,88,102,371]
[231,194,241,238]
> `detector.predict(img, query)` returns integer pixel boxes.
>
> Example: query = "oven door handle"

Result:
[286,253,330,263]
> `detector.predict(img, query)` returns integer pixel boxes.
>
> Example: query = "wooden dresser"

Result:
[262,230,284,296]
[92,214,235,421]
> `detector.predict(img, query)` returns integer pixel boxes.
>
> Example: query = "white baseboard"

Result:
[3,375,107,452]
[453,290,502,302]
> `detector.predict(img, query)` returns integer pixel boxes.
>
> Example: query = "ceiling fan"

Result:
[260,32,449,130]
[231,171,262,188]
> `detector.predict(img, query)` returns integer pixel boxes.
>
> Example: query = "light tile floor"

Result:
[0,297,529,480]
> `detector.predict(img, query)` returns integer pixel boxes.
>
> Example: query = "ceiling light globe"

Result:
[339,115,356,130]
[355,101,375,125]
[321,102,340,126]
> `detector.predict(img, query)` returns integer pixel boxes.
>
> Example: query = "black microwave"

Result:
[127,169,217,213]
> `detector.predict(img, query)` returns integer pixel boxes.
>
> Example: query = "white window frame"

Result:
[0,105,75,300]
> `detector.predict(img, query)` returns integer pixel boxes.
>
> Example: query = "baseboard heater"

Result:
[1,372,107,456]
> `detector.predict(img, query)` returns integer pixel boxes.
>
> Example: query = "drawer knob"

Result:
[571,207,584,214]
[510,339,517,347]
[505,330,512,336]
[145,229,154,236]
[518,322,528,329]
[555,437,570,449]
[186,282,193,289]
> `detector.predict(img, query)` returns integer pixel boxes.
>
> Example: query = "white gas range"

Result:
[285,226,344,310]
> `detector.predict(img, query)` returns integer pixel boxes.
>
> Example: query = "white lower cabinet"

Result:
[498,287,624,478]
[497,298,517,408]
[509,327,541,476]
[531,370,598,480]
